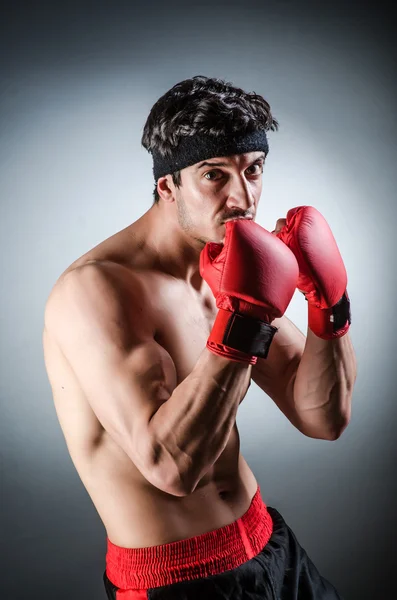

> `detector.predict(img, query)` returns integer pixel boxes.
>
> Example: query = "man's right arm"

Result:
[44,263,251,497]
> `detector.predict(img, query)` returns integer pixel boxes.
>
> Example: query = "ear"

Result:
[157,175,175,204]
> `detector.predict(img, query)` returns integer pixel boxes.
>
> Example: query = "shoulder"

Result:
[48,258,140,299]
[54,220,150,284]
[44,260,151,339]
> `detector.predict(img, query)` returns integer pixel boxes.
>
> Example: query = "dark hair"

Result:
[141,76,279,203]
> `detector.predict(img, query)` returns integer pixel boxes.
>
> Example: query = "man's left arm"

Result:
[251,315,357,441]
[252,205,358,441]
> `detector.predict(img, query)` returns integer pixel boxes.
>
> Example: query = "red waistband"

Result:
[105,485,273,590]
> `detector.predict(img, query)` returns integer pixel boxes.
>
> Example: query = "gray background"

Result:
[1,1,396,598]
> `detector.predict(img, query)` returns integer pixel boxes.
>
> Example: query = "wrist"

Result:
[308,291,351,340]
[207,308,278,363]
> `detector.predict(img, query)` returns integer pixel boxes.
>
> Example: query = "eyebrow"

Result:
[196,152,266,170]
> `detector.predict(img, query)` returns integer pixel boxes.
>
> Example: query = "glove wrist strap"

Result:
[207,308,278,363]
[308,291,351,340]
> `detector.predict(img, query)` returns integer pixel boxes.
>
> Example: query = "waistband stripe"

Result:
[105,486,273,590]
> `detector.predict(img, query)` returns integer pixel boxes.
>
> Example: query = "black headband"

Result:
[151,129,269,181]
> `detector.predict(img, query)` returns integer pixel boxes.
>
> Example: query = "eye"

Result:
[203,170,223,181]
[246,162,264,175]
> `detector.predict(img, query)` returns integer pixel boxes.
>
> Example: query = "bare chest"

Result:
[153,282,217,382]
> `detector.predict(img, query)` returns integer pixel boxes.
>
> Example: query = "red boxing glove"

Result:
[276,206,351,340]
[200,219,299,364]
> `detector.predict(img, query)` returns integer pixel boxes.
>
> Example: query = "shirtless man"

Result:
[43,76,357,599]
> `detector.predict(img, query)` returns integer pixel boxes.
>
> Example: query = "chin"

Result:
[200,223,226,244]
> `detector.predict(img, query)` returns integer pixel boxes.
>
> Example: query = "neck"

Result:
[132,201,205,286]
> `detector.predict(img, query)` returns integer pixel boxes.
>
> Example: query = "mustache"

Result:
[221,211,254,222]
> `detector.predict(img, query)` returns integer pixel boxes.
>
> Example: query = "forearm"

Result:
[292,328,357,439]
[148,348,251,495]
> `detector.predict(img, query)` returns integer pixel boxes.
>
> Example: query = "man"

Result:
[43,76,357,599]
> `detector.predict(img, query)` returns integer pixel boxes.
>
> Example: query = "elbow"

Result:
[300,409,351,441]
[323,385,353,441]
[148,468,191,497]
[160,466,193,497]
[143,441,192,497]
[323,427,346,441]
[323,411,351,441]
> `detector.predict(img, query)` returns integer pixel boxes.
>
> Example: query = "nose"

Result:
[225,175,255,212]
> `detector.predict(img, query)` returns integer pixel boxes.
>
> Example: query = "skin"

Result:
[43,150,357,549]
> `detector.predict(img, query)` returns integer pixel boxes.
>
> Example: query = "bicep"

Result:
[45,264,177,475]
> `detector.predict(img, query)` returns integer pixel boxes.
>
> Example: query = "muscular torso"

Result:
[43,221,258,548]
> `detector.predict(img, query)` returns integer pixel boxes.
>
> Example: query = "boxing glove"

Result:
[200,219,299,365]
[276,206,351,340]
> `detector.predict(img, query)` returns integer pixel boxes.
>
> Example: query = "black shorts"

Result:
[103,486,343,599]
